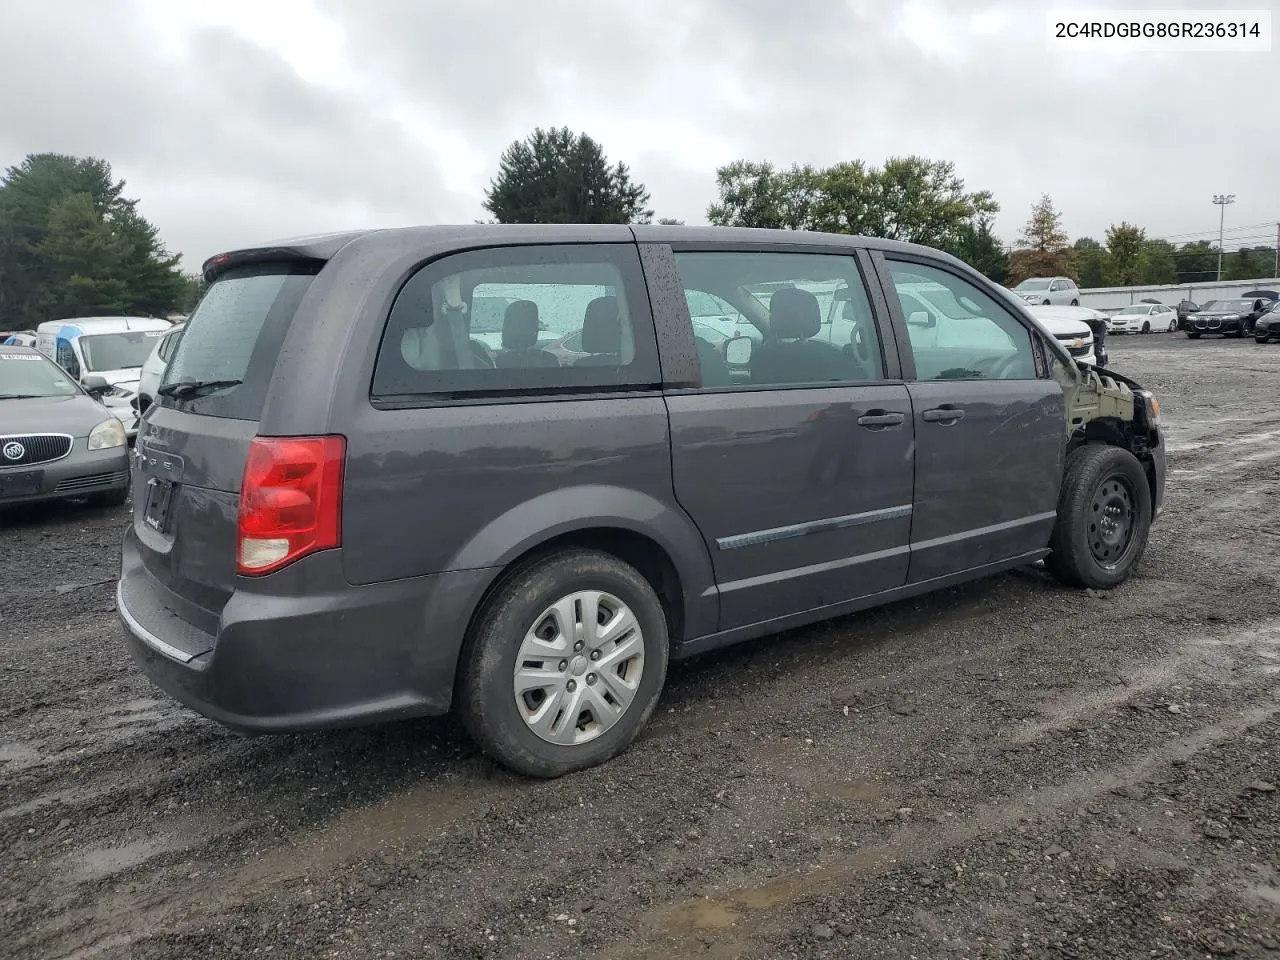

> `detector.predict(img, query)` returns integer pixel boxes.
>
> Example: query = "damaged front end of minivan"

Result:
[1058,361,1166,517]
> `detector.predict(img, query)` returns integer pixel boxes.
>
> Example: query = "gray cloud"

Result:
[1,0,1276,267]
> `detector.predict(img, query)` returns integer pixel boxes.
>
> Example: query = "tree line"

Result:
[0,154,201,329]
[484,127,1276,289]
[4,132,1272,330]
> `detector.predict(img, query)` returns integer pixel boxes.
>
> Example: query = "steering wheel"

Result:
[986,353,1022,380]
[846,322,874,367]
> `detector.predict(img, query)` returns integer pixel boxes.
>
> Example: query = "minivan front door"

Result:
[876,255,1065,583]
[658,248,916,632]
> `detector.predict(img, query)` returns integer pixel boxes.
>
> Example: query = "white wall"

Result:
[1077,276,1280,308]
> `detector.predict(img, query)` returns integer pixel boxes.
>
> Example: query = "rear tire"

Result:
[458,549,669,778]
[1070,300,1079,306]
[1047,445,1152,590]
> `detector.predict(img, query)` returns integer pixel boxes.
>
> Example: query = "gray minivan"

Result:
[119,225,1166,777]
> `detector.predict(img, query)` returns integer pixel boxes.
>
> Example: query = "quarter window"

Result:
[672,252,885,388]
[371,245,659,400]
[886,260,1036,381]
[55,339,80,379]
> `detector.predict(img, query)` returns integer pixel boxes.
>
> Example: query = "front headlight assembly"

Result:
[88,418,127,450]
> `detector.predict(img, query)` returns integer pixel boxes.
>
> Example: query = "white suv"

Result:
[1012,277,1080,306]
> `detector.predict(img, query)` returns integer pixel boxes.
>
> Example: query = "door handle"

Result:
[921,406,965,423]
[857,411,906,428]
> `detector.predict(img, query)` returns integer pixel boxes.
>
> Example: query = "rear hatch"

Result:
[131,261,320,632]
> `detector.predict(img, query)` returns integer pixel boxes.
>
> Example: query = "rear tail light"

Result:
[237,436,345,576]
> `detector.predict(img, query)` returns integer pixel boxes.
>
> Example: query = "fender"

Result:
[447,483,718,640]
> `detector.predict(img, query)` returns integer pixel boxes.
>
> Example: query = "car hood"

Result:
[1195,310,1241,318]
[0,394,113,438]
[1033,317,1092,337]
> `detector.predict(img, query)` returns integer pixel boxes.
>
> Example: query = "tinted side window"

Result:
[672,251,884,387]
[371,245,659,400]
[887,260,1036,381]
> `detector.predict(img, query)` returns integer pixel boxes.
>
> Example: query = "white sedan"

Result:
[1107,303,1177,335]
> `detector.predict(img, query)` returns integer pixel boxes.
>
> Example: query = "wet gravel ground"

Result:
[3,331,1279,960]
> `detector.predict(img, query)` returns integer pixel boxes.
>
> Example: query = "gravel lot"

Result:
[3,332,1279,960]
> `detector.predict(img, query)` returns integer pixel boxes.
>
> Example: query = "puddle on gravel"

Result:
[1248,884,1280,908]
[237,780,510,887]
[67,829,209,884]
[0,741,43,769]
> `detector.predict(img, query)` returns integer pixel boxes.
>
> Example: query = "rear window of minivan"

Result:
[159,262,319,420]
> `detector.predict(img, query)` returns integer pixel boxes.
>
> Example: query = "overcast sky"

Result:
[1,0,1276,271]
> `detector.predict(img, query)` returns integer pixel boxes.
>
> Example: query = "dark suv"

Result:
[119,226,1166,777]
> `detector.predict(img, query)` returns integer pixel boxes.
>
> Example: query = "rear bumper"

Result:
[0,443,129,506]
[118,529,496,733]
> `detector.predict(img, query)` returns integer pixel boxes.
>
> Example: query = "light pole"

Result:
[1212,194,1235,282]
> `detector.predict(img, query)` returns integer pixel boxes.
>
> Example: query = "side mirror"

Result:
[724,336,753,367]
[907,310,936,328]
[81,374,112,398]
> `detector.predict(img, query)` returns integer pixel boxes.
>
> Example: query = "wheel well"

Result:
[464,528,687,649]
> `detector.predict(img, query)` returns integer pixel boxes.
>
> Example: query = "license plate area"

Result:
[144,478,175,532]
[0,470,42,498]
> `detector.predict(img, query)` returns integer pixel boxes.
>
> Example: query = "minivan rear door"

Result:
[654,245,916,633]
[131,262,320,632]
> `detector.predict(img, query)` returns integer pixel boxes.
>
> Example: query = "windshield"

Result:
[80,331,165,371]
[1203,300,1254,312]
[1015,279,1052,291]
[0,353,79,398]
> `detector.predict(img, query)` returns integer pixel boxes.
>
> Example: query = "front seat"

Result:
[494,300,560,368]
[750,287,848,384]
[574,297,623,365]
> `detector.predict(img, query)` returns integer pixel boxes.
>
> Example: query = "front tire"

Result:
[1187,332,1201,339]
[1141,321,1151,334]
[1047,445,1152,590]
[1257,335,1271,344]
[459,549,669,778]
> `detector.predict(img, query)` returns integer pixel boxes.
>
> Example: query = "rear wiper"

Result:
[157,379,242,400]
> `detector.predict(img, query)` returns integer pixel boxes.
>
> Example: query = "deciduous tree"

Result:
[1073,237,1109,289]
[1007,195,1072,284]
[1105,222,1147,285]
[707,155,997,252]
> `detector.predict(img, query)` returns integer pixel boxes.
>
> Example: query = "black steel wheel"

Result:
[1048,445,1153,589]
